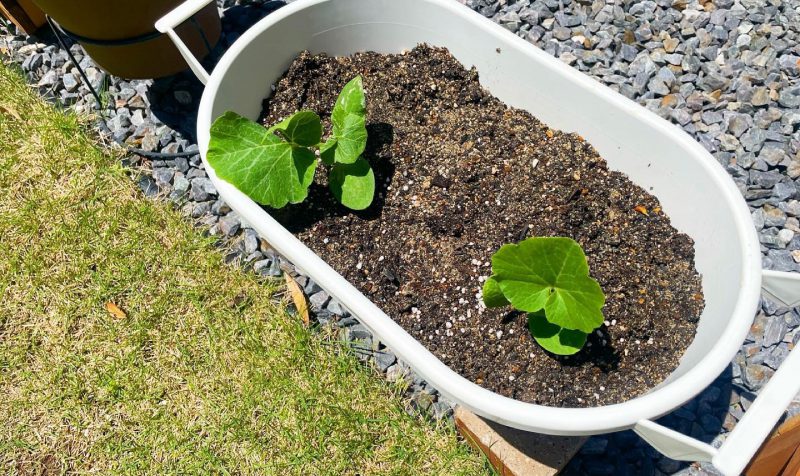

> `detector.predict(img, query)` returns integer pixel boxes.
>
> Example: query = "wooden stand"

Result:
[0,0,45,35]
[454,406,586,475]
[745,415,800,476]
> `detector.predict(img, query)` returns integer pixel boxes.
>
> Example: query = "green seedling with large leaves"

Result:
[483,237,605,355]
[206,76,375,210]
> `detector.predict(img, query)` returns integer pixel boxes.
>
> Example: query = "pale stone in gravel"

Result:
[374,349,397,371]
[663,37,679,53]
[752,208,765,230]
[760,146,786,167]
[763,317,788,347]
[191,201,210,219]
[386,364,408,383]
[304,280,322,295]
[754,109,780,128]
[37,70,57,88]
[347,324,372,342]
[778,228,794,246]
[189,177,216,202]
[244,230,260,255]
[118,87,135,101]
[763,205,787,227]
[718,134,739,151]
[141,133,159,152]
[783,200,800,216]
[309,291,330,309]
[152,168,174,185]
[131,110,145,127]
[62,73,79,92]
[743,364,775,391]
[788,157,800,179]
[218,213,240,237]
[173,175,189,195]
[727,114,750,137]
[327,300,346,316]
[253,259,273,276]
[128,95,147,109]
[774,182,797,200]
[751,87,771,106]
[211,199,231,216]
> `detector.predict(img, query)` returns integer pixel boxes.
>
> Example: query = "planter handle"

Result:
[635,269,800,476]
[155,0,216,85]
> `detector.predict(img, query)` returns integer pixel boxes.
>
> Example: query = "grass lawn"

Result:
[0,61,487,475]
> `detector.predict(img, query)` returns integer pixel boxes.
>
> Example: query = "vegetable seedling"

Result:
[206,76,375,210]
[483,237,605,355]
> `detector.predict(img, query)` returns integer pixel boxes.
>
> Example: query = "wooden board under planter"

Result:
[0,0,45,35]
[745,414,800,476]
[454,406,586,475]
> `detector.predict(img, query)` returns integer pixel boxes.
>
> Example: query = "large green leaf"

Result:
[492,237,604,333]
[330,76,367,164]
[207,111,317,209]
[527,310,587,355]
[329,158,375,210]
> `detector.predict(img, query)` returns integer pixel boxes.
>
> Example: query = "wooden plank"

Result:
[745,415,800,476]
[454,406,586,475]
[780,445,800,476]
[0,0,45,35]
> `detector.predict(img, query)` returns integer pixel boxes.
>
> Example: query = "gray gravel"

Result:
[2,0,799,474]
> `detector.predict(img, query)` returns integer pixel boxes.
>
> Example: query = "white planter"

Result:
[157,1,800,474]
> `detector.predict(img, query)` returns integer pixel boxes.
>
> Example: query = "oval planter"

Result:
[32,0,220,79]
[157,0,800,474]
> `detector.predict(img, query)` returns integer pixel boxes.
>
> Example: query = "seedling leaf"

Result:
[332,113,367,164]
[329,158,375,210]
[491,237,604,333]
[482,276,510,308]
[207,76,374,211]
[527,310,587,355]
[274,110,322,147]
[320,137,337,166]
[330,76,368,164]
[207,111,317,209]
[334,75,366,116]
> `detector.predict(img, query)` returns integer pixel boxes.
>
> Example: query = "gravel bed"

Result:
[2,0,799,474]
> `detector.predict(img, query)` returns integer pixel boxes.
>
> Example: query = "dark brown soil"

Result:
[259,45,704,407]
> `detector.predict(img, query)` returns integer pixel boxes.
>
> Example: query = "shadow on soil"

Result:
[503,309,622,373]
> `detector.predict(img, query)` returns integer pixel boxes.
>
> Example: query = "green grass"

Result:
[0,61,487,475]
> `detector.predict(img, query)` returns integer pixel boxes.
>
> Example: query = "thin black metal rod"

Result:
[45,15,198,160]
[46,15,104,110]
